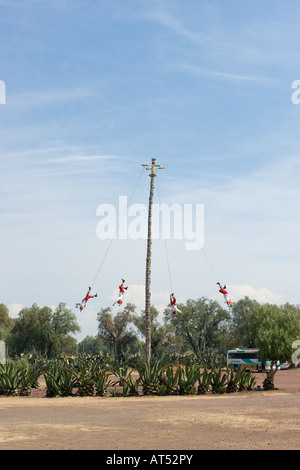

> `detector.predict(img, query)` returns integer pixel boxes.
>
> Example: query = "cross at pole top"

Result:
[142,158,165,176]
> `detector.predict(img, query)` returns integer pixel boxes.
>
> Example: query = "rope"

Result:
[201,248,219,282]
[156,178,174,294]
[90,166,145,288]
[164,173,220,284]
[122,174,149,280]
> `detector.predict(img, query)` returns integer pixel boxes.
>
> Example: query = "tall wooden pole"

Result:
[142,158,164,363]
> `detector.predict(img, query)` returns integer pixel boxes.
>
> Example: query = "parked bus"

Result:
[227,349,262,371]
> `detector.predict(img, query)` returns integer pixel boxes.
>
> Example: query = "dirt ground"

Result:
[0,368,299,451]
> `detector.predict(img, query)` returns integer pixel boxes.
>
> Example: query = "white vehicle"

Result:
[227,349,261,371]
[279,361,289,369]
[265,360,289,371]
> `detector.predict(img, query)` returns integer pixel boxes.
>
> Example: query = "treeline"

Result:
[1,297,299,364]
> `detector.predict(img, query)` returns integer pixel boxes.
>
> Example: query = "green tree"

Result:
[49,302,80,356]
[133,305,171,358]
[7,303,80,357]
[97,303,141,356]
[8,304,52,355]
[78,335,106,355]
[229,297,260,348]
[164,297,229,357]
[250,302,300,386]
[0,304,14,341]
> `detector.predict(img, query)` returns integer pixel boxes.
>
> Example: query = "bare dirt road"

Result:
[0,369,299,450]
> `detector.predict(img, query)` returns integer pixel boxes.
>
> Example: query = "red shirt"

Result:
[170,297,176,306]
[119,285,125,293]
[219,288,228,295]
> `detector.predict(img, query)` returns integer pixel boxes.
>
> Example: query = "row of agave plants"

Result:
[0,354,256,397]
[0,361,40,396]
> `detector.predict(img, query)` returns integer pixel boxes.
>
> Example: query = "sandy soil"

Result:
[0,368,299,450]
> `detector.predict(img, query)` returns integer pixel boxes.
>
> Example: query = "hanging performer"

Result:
[113,279,128,306]
[76,287,98,311]
[217,282,234,307]
[169,293,183,316]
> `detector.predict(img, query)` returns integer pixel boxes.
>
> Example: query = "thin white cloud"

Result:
[8,88,93,109]
[144,7,284,83]
[171,62,274,83]
[145,9,211,46]
[229,284,289,305]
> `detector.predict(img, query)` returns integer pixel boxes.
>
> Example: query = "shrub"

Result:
[94,370,113,396]
[178,364,199,395]
[136,360,164,395]
[211,368,227,394]
[197,368,212,395]
[0,362,22,396]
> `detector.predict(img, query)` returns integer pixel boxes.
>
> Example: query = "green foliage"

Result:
[97,304,141,357]
[6,303,80,358]
[2,294,298,395]
[177,364,200,395]
[226,365,240,393]
[74,365,95,396]
[237,368,256,392]
[94,370,113,396]
[0,359,41,396]
[197,367,212,394]
[229,297,260,347]
[125,374,140,396]
[250,303,300,363]
[164,298,230,357]
[226,366,256,393]
[161,366,180,395]
[211,368,228,394]
[136,359,164,395]
[18,364,41,396]
[44,362,75,397]
[0,304,13,341]
[249,302,300,386]
[0,362,22,395]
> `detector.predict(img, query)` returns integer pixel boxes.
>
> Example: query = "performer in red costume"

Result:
[169,293,183,316]
[217,282,234,307]
[113,279,128,306]
[76,287,98,311]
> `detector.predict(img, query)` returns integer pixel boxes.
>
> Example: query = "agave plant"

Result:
[240,371,256,391]
[211,368,227,394]
[197,367,212,395]
[74,365,95,396]
[18,364,41,396]
[112,366,131,387]
[44,366,75,397]
[177,364,199,395]
[136,360,164,395]
[0,362,22,396]
[226,365,240,393]
[94,369,113,397]
[125,374,140,396]
[160,366,180,396]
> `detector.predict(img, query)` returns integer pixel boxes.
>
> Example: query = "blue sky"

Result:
[0,0,299,340]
